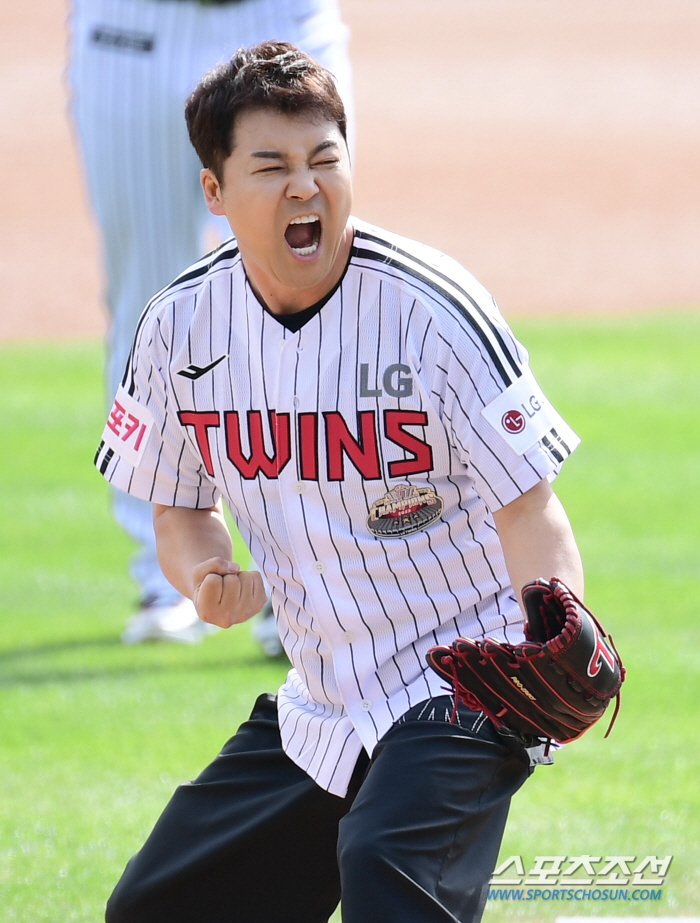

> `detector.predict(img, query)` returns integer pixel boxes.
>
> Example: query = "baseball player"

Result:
[69,0,353,649]
[97,42,586,923]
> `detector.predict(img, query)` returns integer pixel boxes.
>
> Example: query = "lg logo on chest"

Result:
[359,363,413,399]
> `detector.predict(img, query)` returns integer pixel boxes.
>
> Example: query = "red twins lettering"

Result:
[324,411,380,481]
[384,410,433,478]
[177,408,434,482]
[178,411,220,476]
[226,411,292,479]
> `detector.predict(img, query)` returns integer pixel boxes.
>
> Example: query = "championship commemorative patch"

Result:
[480,367,580,457]
[101,385,155,467]
[368,484,443,537]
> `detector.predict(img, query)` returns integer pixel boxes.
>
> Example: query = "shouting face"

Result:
[201,108,353,315]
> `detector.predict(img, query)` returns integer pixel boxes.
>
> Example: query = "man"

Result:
[97,41,584,923]
[70,0,353,649]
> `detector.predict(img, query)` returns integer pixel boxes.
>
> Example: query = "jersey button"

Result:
[313,561,325,574]
[293,397,300,408]
[342,631,354,644]
[294,481,305,494]
[360,699,372,711]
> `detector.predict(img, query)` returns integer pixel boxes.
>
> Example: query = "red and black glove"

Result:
[426,577,625,744]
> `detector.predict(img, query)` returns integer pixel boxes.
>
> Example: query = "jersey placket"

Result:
[272,322,385,746]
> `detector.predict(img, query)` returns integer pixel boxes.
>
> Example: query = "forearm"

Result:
[493,478,584,605]
[152,502,266,627]
[153,501,232,599]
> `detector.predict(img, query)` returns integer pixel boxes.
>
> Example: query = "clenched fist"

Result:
[192,558,268,628]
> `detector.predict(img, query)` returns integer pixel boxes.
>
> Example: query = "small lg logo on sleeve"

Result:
[501,410,526,434]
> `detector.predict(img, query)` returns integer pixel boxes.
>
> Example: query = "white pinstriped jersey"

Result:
[95,218,579,796]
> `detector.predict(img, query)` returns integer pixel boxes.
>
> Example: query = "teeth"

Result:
[288,214,320,255]
[293,240,320,256]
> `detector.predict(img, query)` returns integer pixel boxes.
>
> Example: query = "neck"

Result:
[247,224,354,316]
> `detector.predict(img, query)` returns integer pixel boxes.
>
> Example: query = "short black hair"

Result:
[185,41,347,182]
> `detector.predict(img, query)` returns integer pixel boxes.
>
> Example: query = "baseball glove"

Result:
[425,577,625,745]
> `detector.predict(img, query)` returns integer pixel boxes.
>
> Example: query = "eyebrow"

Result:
[250,140,339,159]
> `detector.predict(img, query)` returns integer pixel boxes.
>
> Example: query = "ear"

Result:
[201,169,225,216]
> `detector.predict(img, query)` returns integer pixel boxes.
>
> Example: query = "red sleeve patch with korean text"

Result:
[101,385,155,467]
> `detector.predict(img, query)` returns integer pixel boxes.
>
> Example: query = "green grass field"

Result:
[1,312,698,921]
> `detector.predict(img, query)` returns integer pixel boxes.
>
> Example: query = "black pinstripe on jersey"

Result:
[351,227,523,387]
[120,242,241,398]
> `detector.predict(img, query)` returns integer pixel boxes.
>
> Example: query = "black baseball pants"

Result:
[106,693,531,923]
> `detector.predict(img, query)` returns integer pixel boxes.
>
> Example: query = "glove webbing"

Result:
[437,651,527,736]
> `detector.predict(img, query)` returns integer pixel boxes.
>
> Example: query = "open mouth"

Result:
[284,214,322,257]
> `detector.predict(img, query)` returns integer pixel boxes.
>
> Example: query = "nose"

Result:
[286,166,318,201]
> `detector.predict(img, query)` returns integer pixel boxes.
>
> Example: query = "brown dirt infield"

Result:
[1,0,698,341]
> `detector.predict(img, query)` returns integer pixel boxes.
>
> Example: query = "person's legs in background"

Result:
[69,0,353,648]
